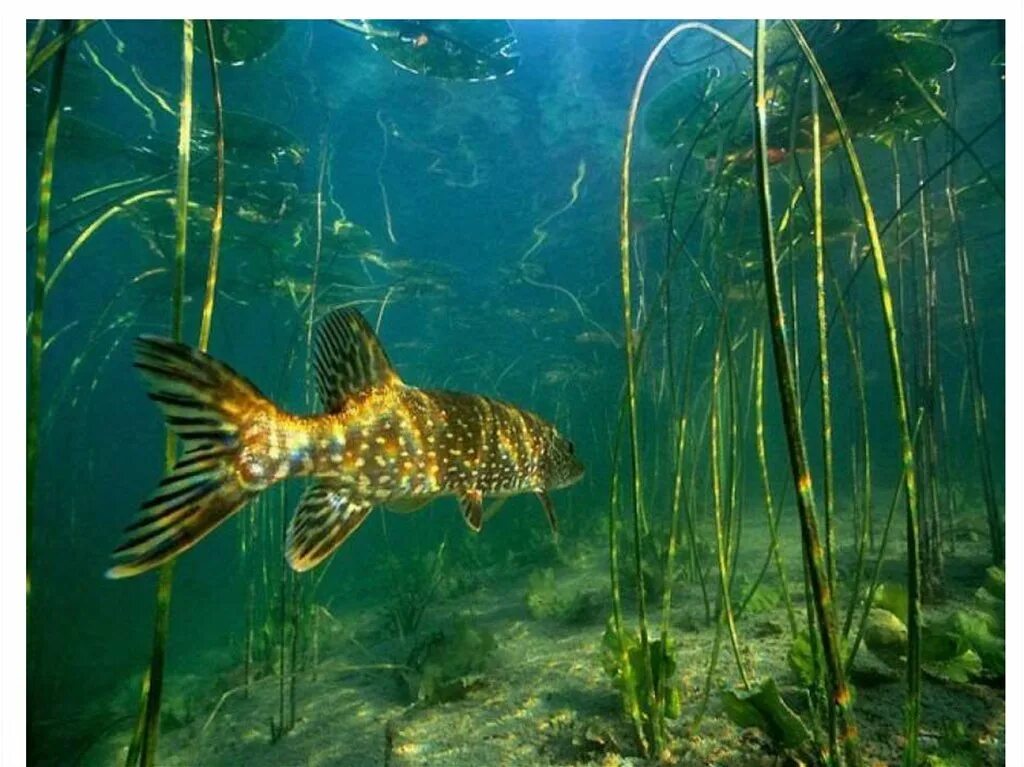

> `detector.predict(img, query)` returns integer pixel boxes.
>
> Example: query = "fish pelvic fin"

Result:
[313,308,402,412]
[536,491,559,540]
[286,482,373,571]
[107,337,278,578]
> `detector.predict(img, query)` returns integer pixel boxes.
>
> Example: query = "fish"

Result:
[107,307,584,578]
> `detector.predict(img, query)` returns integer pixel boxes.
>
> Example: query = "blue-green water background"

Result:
[27,19,1004,763]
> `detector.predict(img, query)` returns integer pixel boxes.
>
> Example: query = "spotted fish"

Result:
[107,307,584,578]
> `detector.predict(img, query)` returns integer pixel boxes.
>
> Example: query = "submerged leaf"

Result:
[205,21,286,65]
[872,581,909,622]
[721,678,811,751]
[359,20,520,81]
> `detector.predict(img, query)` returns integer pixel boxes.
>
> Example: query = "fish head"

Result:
[538,423,585,490]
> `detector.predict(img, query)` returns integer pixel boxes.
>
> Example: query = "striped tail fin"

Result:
[107,337,276,578]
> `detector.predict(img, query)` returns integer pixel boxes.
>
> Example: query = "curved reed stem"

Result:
[28,19,71,602]
[615,21,751,756]
[45,189,173,293]
[785,21,920,765]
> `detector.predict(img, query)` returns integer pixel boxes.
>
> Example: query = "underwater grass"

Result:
[130,20,196,767]
[28,19,72,603]
[785,20,923,765]
[753,20,858,766]
[198,19,226,351]
[943,73,1003,567]
[26,20,96,78]
[612,21,752,758]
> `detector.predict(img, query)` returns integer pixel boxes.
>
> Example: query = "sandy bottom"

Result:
[79,530,1005,767]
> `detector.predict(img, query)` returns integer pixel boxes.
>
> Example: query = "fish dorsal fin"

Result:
[286,482,373,571]
[313,308,401,412]
[458,489,483,532]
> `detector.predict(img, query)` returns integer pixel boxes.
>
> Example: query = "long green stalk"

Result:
[26,20,96,78]
[614,20,752,758]
[786,21,920,766]
[845,413,923,674]
[753,331,798,636]
[914,143,944,597]
[943,74,1002,565]
[810,79,837,594]
[198,19,225,352]
[832,276,872,641]
[754,22,858,767]
[26,20,47,70]
[136,21,195,767]
[28,18,71,602]
[710,332,749,690]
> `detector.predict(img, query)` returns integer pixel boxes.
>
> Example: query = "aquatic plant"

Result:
[128,21,198,767]
[720,677,812,755]
[605,16,1004,766]
[386,539,449,641]
[400,618,496,705]
[600,619,682,746]
[27,18,72,604]
[525,568,603,624]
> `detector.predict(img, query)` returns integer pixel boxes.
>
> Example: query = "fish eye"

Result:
[566,440,575,455]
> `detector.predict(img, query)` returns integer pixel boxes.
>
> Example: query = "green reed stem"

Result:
[198,20,225,352]
[136,21,194,767]
[832,275,872,642]
[786,21,919,766]
[845,413,923,673]
[753,331,798,636]
[657,307,701,705]
[711,330,749,690]
[607,414,646,753]
[914,143,944,597]
[755,22,858,767]
[45,189,173,294]
[28,18,71,603]
[26,20,96,78]
[26,20,47,70]
[810,79,837,596]
[943,74,1003,566]
[899,60,1003,200]
[614,21,752,757]
[304,139,330,392]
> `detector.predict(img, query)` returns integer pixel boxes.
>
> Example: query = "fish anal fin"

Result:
[286,482,373,572]
[536,491,558,539]
[458,489,483,532]
[313,308,401,412]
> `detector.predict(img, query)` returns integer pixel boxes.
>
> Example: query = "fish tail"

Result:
[107,336,278,578]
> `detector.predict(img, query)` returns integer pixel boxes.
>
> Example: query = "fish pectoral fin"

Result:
[536,491,559,539]
[458,489,483,532]
[286,482,373,572]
